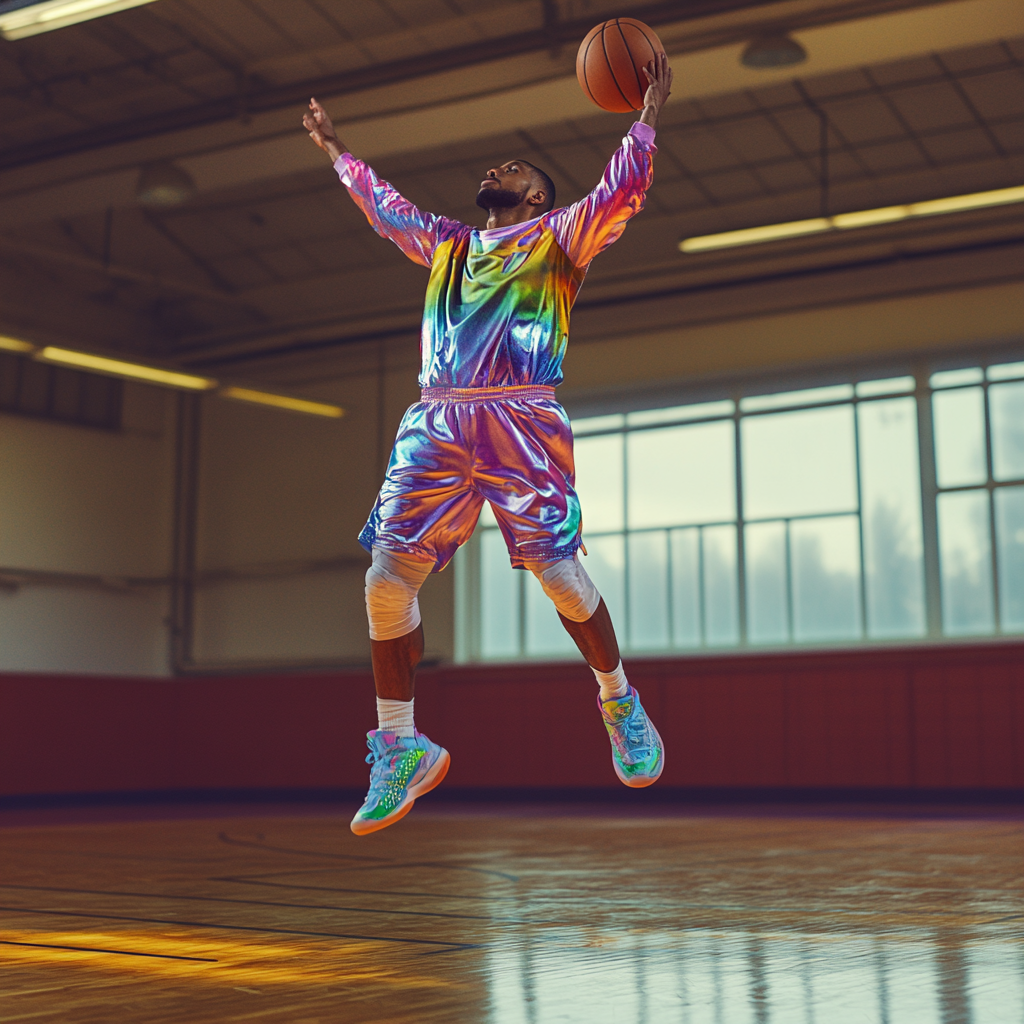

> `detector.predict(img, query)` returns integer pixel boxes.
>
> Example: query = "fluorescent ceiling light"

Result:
[37,347,217,390]
[220,386,345,419]
[0,334,35,354]
[680,184,1024,253]
[684,217,830,252]
[0,0,158,40]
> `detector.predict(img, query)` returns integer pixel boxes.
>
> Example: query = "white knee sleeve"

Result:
[528,555,601,623]
[364,547,433,641]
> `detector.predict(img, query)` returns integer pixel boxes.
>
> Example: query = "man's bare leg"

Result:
[558,599,619,673]
[363,546,433,728]
[370,625,423,702]
[352,553,448,836]
[533,562,662,787]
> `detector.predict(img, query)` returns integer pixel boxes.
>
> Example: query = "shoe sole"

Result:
[614,722,665,788]
[350,747,451,836]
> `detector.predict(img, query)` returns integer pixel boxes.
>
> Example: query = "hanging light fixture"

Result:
[0,0,159,40]
[741,34,807,69]
[136,161,198,207]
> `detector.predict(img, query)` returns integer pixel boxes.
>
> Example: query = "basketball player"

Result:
[304,52,673,835]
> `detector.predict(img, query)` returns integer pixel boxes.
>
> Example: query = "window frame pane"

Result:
[460,357,1024,662]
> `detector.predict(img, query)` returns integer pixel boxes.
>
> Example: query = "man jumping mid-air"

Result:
[303,52,673,835]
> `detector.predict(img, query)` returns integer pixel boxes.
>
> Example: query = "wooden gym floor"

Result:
[0,802,1021,1023]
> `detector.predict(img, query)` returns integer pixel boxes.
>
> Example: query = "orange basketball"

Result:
[576,18,664,113]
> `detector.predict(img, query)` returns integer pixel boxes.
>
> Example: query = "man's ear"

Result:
[527,188,547,207]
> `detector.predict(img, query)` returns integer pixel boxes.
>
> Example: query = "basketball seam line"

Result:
[616,19,647,111]
[603,19,632,111]
[635,23,660,99]
[580,26,599,106]
[642,27,660,58]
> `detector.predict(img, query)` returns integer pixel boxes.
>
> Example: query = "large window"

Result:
[457,359,1024,661]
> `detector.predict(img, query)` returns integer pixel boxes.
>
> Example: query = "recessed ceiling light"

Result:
[0,0,159,39]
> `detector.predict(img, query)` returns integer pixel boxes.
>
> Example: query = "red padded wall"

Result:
[1,643,1021,798]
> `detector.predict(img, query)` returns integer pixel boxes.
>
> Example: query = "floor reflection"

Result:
[0,807,1020,1023]
[488,933,1024,1023]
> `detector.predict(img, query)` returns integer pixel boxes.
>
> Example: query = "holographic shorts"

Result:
[358,385,582,572]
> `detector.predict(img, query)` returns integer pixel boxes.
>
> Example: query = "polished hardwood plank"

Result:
[0,806,1021,1023]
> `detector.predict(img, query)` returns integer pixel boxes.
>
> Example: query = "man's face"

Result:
[476,160,537,210]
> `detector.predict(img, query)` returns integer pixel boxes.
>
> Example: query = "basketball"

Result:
[576,18,665,113]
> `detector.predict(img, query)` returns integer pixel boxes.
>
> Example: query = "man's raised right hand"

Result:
[303,97,346,162]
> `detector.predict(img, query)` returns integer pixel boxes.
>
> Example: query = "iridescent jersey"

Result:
[334,122,656,388]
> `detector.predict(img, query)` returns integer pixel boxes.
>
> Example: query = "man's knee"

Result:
[364,547,433,640]
[526,555,600,623]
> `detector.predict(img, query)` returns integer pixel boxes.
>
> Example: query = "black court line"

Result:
[0,882,545,926]
[209,878,1024,926]
[0,939,216,962]
[0,905,480,952]
[224,841,521,881]
[217,833,520,881]
[210,878,1012,927]
[329,860,520,882]
[217,833,390,864]
[213,871,526,903]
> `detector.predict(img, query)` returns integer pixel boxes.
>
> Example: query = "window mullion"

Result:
[915,370,943,638]
[984,377,1001,632]
[784,518,794,642]
[734,406,748,646]
[853,399,868,640]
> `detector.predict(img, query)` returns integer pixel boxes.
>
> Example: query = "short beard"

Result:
[475,184,527,211]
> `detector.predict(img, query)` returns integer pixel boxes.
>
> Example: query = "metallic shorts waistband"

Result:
[420,384,556,403]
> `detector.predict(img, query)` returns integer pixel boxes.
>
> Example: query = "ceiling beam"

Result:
[0,0,942,173]
[1,0,1015,233]
[0,234,254,305]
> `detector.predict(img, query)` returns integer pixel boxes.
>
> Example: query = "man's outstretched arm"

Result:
[638,52,673,131]
[303,97,347,162]
[551,53,672,268]
[303,97,455,268]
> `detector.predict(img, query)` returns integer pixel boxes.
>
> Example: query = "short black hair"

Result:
[520,160,556,214]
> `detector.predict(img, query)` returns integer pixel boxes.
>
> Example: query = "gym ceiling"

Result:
[1,0,1021,384]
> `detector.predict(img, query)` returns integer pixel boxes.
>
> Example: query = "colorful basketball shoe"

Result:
[598,685,664,787]
[350,730,450,836]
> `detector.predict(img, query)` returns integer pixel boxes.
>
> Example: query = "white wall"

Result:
[190,350,454,668]
[0,383,175,675]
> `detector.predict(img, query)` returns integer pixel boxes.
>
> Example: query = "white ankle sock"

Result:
[376,697,415,738]
[592,661,629,702]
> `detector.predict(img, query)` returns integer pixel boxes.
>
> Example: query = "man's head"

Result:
[475,159,555,217]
